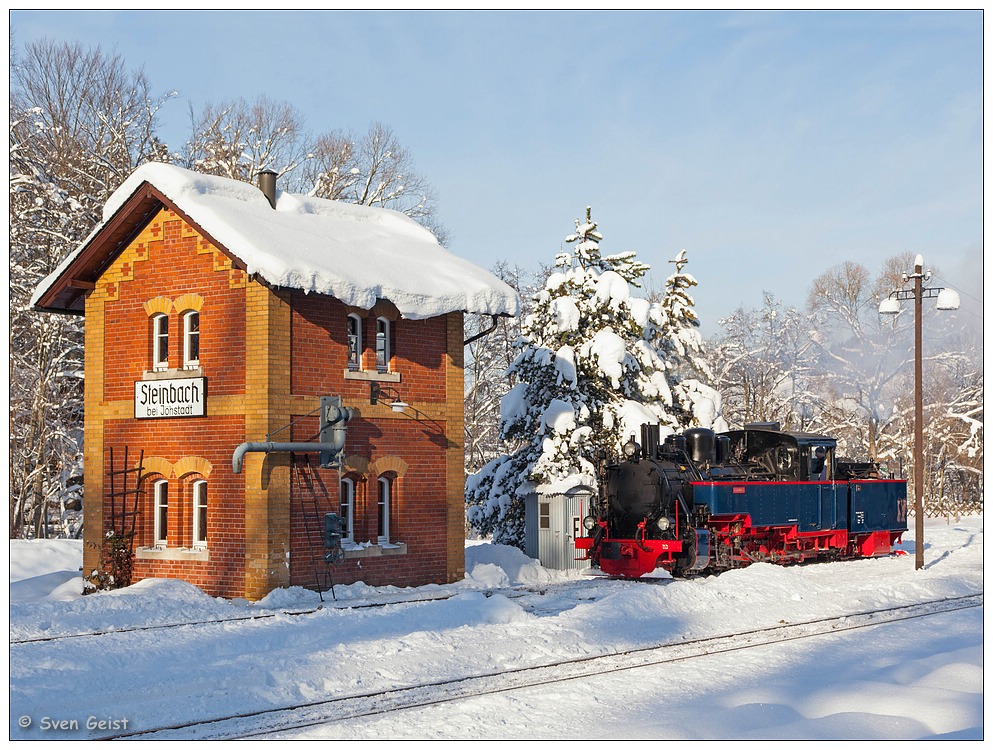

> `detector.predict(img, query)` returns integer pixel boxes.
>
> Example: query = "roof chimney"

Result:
[257,169,278,209]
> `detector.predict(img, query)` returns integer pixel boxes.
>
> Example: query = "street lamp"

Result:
[369,382,408,413]
[878,255,960,570]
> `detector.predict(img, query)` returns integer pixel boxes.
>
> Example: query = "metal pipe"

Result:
[257,170,278,209]
[463,314,501,346]
[232,442,342,474]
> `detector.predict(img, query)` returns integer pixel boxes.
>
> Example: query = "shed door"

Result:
[536,500,557,568]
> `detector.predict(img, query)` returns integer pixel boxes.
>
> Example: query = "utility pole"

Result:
[879,255,960,570]
[912,259,924,571]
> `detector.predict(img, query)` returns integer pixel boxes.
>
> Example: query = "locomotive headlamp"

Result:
[656,516,671,531]
[582,515,597,531]
[622,440,640,459]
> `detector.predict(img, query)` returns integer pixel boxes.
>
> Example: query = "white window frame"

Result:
[347,314,362,371]
[183,311,200,369]
[377,476,391,543]
[340,477,355,543]
[153,479,169,547]
[376,317,391,373]
[192,479,207,548]
[152,313,169,371]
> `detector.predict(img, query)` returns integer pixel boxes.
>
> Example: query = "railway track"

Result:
[8,584,569,646]
[8,591,474,646]
[93,592,982,740]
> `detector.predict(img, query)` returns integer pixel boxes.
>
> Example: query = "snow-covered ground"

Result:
[9,517,984,740]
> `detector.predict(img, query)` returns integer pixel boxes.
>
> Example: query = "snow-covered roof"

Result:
[32,163,520,320]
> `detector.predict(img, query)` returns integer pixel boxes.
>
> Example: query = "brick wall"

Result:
[286,417,449,588]
[102,416,247,597]
[85,208,250,598]
[286,291,464,589]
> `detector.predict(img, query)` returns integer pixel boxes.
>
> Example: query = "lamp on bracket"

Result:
[370,382,408,413]
[877,254,960,572]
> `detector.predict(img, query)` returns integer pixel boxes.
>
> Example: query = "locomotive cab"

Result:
[721,428,837,482]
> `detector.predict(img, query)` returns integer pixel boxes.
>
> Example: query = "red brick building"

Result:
[33,164,518,600]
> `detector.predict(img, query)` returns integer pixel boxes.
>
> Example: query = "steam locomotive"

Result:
[575,423,908,578]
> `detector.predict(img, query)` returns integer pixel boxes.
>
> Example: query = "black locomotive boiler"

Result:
[576,423,908,578]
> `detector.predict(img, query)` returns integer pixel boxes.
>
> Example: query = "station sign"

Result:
[134,377,207,419]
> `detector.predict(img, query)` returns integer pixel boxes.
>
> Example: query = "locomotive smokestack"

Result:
[640,424,660,460]
[257,169,278,209]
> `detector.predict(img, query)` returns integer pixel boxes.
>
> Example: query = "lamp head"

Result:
[936,288,960,311]
[878,297,901,315]
[622,438,641,461]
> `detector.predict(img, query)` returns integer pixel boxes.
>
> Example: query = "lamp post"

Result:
[878,255,960,570]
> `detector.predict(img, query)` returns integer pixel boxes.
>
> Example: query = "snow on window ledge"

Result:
[142,367,204,381]
[342,541,407,559]
[136,547,209,562]
[343,370,401,383]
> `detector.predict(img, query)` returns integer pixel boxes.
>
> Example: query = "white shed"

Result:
[524,486,594,571]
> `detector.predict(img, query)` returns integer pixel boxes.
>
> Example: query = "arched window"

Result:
[183,311,200,369]
[376,317,391,373]
[153,479,169,546]
[347,314,362,371]
[377,476,392,543]
[340,477,355,543]
[152,314,169,370]
[192,479,207,548]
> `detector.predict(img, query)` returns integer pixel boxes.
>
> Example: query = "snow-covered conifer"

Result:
[466,208,724,546]
[654,248,729,430]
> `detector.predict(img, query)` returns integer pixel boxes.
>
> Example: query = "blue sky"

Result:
[10,10,984,333]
